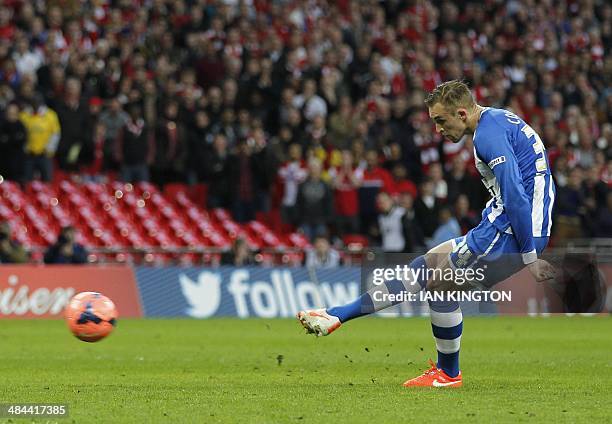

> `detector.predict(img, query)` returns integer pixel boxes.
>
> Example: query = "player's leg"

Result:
[408,226,550,384]
[423,238,464,379]
[296,254,428,336]
[326,254,433,320]
[297,241,452,336]
[405,222,503,386]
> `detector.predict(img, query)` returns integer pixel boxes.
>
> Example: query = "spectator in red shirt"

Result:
[388,164,417,199]
[0,7,15,41]
[329,149,363,236]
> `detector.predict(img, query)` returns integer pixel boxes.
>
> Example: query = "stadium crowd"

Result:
[0,0,610,258]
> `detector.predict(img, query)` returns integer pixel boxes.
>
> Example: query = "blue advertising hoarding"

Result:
[135,267,362,318]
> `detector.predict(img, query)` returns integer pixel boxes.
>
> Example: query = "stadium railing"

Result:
[23,238,612,266]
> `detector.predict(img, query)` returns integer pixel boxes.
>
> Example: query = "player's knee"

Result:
[426,276,449,292]
[424,240,454,269]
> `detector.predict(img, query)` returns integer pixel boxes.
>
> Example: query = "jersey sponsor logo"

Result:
[487,155,506,169]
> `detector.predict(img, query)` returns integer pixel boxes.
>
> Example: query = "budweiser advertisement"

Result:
[0,265,143,318]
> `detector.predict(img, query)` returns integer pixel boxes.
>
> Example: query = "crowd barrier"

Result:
[0,264,609,318]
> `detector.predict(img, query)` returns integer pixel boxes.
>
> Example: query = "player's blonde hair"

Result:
[424,80,476,111]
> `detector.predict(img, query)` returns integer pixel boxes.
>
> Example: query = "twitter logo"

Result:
[179,272,222,318]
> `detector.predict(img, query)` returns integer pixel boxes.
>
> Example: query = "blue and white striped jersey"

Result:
[473,107,556,264]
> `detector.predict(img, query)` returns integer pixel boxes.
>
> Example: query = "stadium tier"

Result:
[0,179,312,265]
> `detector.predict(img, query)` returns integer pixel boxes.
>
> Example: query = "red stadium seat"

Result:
[342,234,369,250]
[0,181,304,259]
[287,232,311,249]
[163,183,189,202]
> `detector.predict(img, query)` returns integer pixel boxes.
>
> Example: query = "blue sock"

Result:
[327,256,429,323]
[429,300,462,378]
[326,294,374,323]
[437,351,460,378]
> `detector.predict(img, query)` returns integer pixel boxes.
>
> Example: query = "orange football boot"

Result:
[402,359,462,388]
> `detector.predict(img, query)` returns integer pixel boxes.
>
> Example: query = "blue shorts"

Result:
[449,219,549,289]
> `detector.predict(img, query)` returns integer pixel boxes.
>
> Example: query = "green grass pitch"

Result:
[0,316,610,423]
